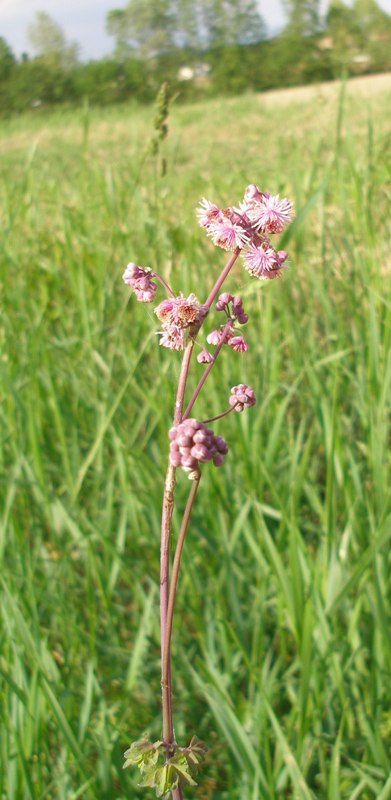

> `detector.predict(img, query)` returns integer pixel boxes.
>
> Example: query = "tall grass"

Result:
[0,82,390,798]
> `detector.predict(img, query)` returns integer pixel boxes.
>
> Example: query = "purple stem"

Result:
[204,246,241,309]
[160,340,196,754]
[159,246,241,798]
[201,405,236,424]
[154,273,175,297]
[181,320,233,421]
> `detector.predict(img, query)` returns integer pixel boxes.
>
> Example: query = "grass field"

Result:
[1,77,391,799]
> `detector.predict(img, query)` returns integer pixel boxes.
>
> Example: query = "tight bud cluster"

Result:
[215,292,248,324]
[229,384,256,412]
[169,419,228,476]
[203,292,249,357]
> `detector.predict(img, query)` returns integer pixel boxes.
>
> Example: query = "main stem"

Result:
[159,246,241,798]
[162,473,200,702]
[160,341,195,751]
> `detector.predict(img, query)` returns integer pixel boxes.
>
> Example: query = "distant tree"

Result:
[325,0,359,73]
[106,9,132,62]
[27,11,79,70]
[0,37,15,81]
[353,0,391,70]
[106,0,265,59]
[200,0,266,46]
[106,0,174,60]
[325,0,391,74]
[274,0,324,86]
[2,58,71,111]
[282,0,321,37]
[170,0,203,50]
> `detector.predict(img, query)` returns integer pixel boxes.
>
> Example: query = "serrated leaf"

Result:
[182,735,208,772]
[169,754,198,787]
[188,735,208,753]
[138,765,160,789]
[154,764,179,798]
[123,738,162,771]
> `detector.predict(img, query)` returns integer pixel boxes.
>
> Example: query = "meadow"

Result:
[0,76,390,799]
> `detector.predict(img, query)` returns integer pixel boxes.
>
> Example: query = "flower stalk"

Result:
[122,183,294,798]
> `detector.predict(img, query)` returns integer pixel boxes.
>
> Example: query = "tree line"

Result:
[1,0,391,114]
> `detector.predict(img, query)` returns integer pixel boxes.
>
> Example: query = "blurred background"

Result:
[1,0,391,111]
[1,1,391,799]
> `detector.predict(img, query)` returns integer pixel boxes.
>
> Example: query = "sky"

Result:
[1,0,391,61]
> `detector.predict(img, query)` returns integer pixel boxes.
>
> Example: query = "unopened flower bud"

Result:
[229,384,256,412]
[214,435,228,454]
[206,329,222,346]
[215,292,232,311]
[169,419,228,471]
[122,263,157,302]
[191,444,210,461]
[177,434,193,447]
[197,348,214,364]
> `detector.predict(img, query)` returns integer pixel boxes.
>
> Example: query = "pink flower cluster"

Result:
[154,293,208,351]
[197,184,293,280]
[229,384,256,412]
[122,263,157,302]
[169,418,228,476]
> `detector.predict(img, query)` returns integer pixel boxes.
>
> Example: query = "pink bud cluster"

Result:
[169,419,228,476]
[154,293,208,351]
[197,184,293,280]
[202,292,249,358]
[215,292,248,324]
[229,384,256,412]
[122,263,157,302]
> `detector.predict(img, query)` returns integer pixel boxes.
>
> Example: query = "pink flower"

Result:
[122,262,149,285]
[247,194,294,234]
[196,199,221,229]
[229,384,256,412]
[154,293,203,329]
[227,335,248,352]
[122,262,157,302]
[197,348,214,364]
[206,322,233,346]
[242,243,286,279]
[158,325,185,351]
[206,329,224,346]
[207,215,250,251]
[134,287,156,302]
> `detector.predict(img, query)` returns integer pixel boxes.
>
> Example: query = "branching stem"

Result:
[202,405,236,424]
[162,473,201,738]
[182,319,233,421]
[159,246,241,798]
[154,273,175,297]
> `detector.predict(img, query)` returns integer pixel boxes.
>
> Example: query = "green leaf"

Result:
[169,753,198,787]
[182,736,208,772]
[123,738,162,771]
[154,764,179,798]
[138,765,161,789]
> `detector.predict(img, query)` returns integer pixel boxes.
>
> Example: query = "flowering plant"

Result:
[122,184,294,798]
